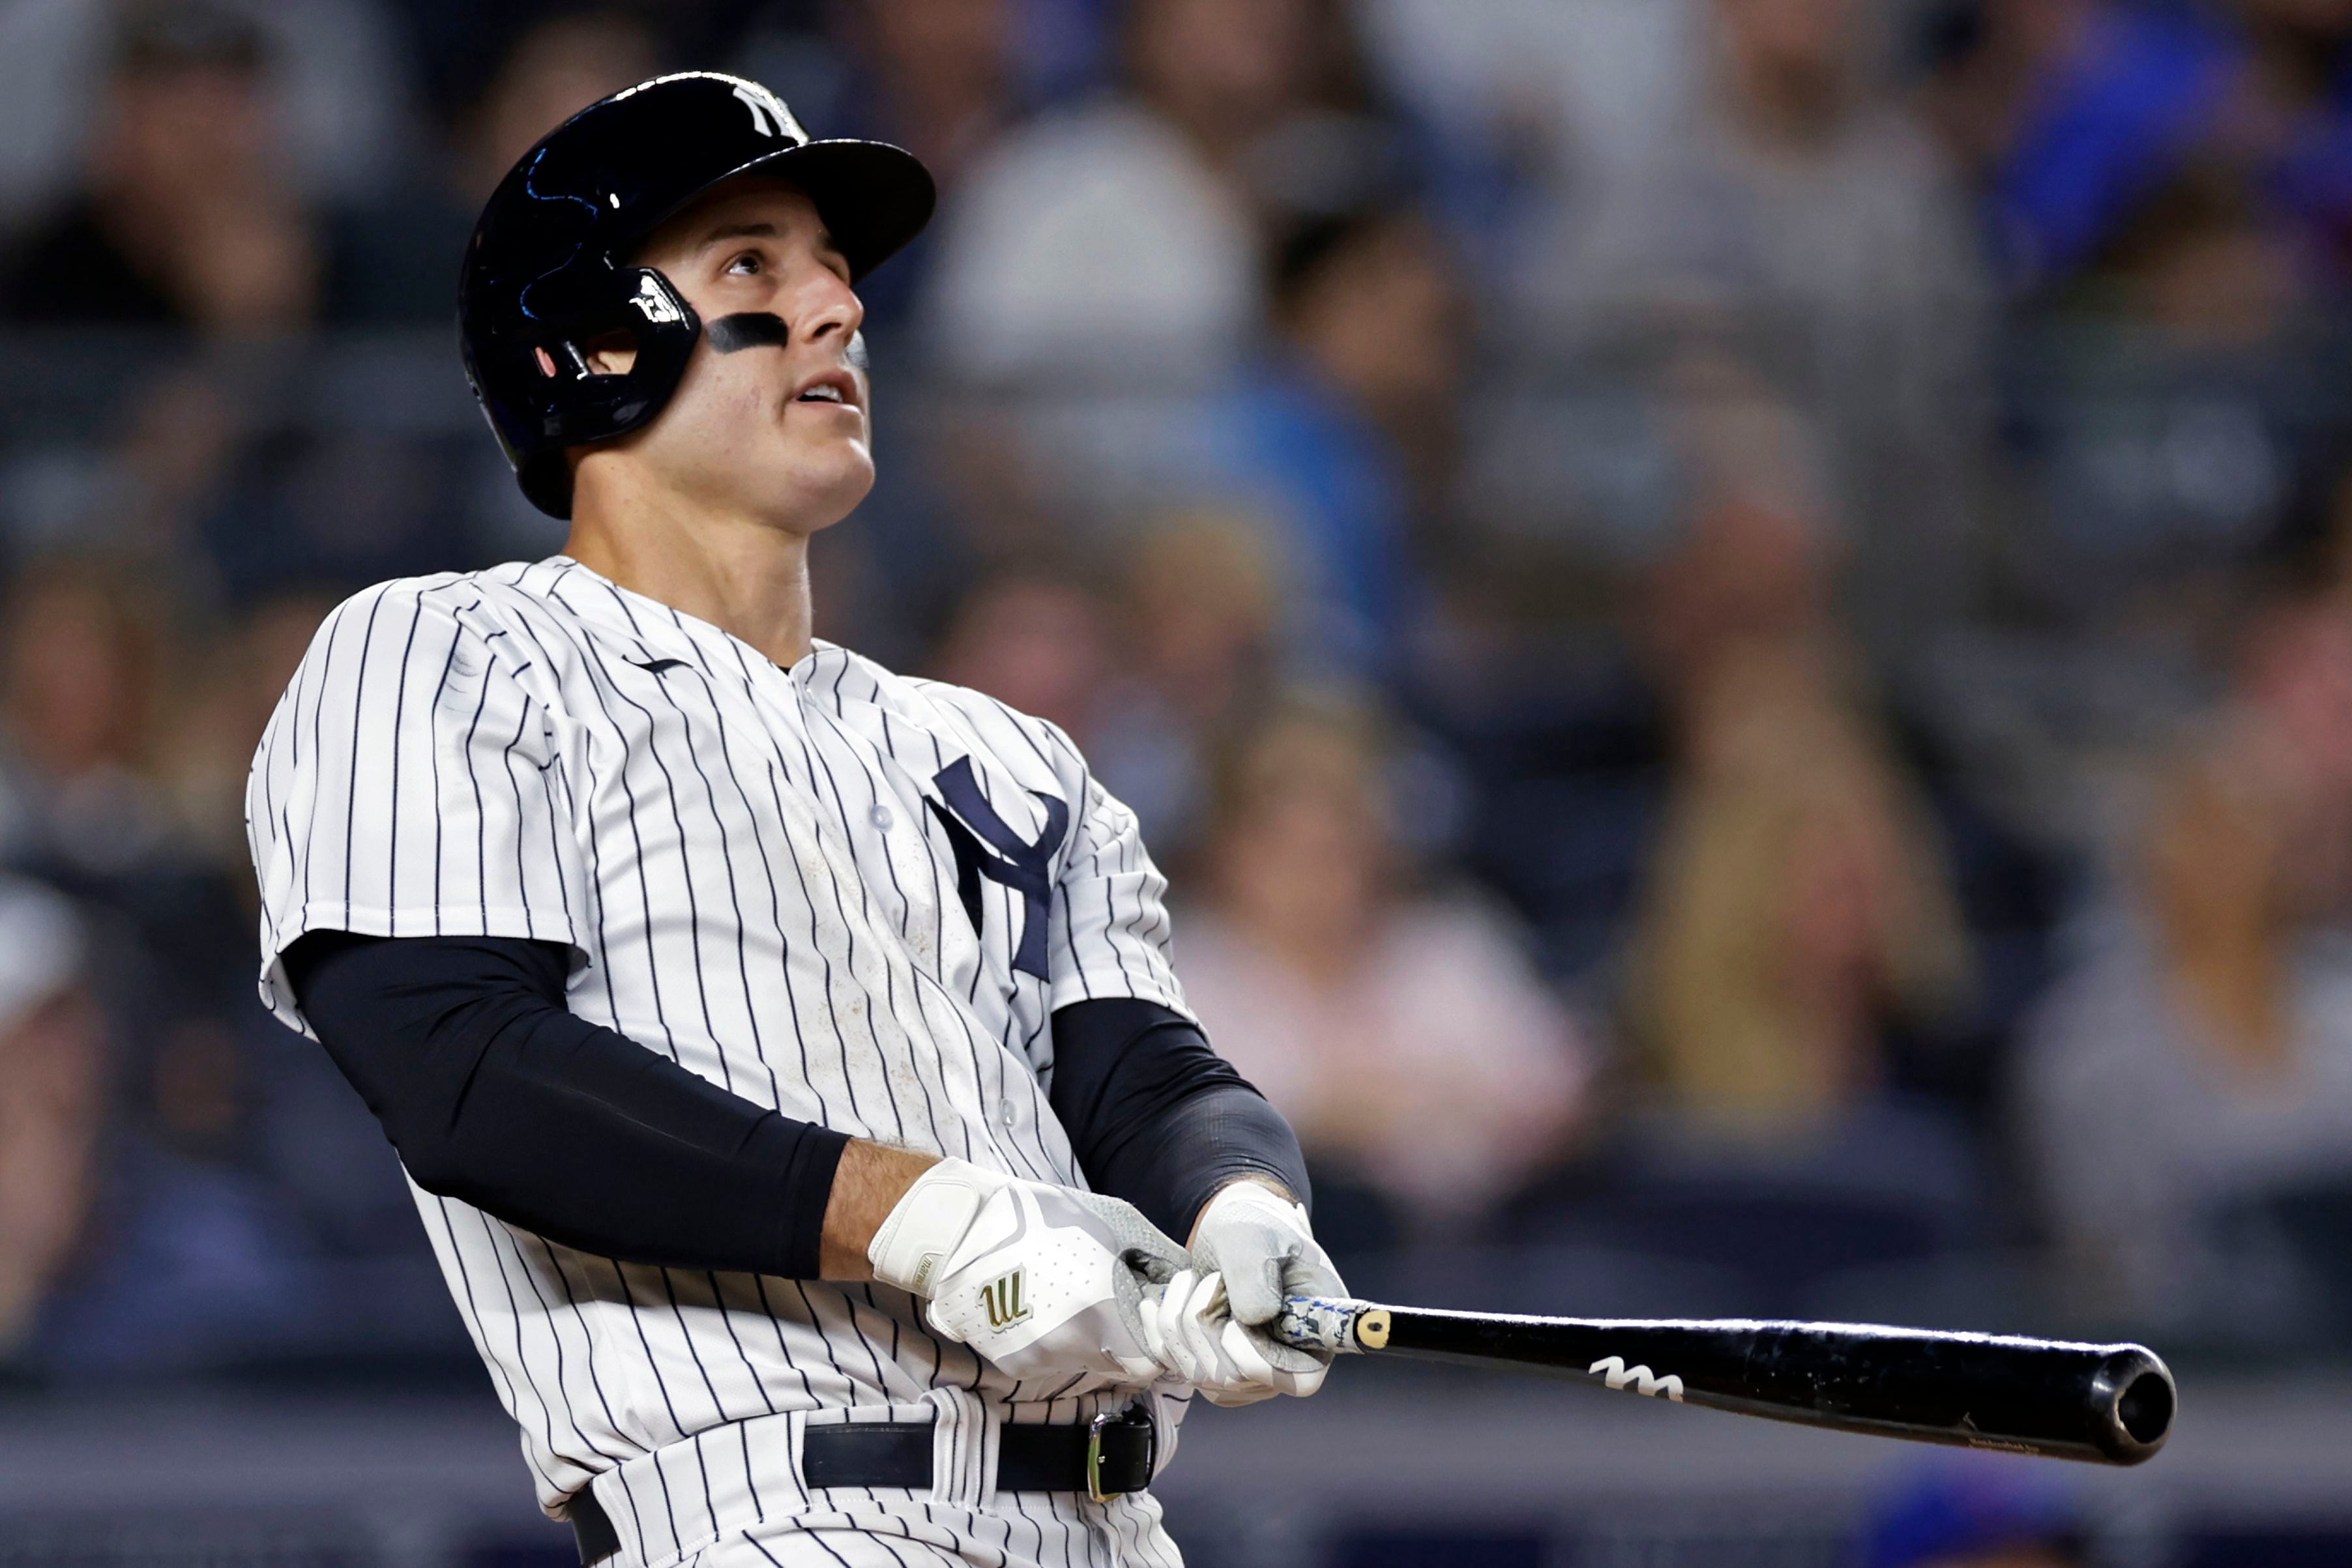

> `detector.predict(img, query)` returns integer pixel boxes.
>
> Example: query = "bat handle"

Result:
[1274,1294,1392,1354]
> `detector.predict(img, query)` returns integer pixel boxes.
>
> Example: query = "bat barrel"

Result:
[1274,1297,2177,1466]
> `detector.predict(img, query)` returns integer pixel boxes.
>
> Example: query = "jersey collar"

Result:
[540,554,842,682]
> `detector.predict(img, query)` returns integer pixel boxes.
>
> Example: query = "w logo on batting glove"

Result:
[981,1268,1031,1331]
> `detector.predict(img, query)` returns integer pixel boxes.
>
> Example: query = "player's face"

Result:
[618,178,873,534]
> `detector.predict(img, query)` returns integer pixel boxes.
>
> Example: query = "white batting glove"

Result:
[1142,1180,1345,1406]
[868,1159,1188,1385]
[1138,1267,1310,1406]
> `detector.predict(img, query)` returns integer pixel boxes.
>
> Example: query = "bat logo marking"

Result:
[1589,1356,1684,1401]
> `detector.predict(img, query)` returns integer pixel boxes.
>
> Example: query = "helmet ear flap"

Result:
[505,267,703,517]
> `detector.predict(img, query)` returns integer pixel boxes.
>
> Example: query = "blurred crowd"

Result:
[2,0,2351,1387]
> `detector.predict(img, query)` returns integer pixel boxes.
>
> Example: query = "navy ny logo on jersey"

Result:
[927,756,1066,980]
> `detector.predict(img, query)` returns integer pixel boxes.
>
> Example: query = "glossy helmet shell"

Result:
[459,72,935,518]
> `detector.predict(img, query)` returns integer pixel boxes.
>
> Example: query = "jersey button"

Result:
[999,1098,1018,1129]
[870,802,894,831]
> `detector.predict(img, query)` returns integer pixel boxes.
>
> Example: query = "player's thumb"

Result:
[1220,1249,1289,1327]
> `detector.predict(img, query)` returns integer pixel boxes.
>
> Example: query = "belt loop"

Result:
[920,1386,995,1509]
[1143,1388,1182,1480]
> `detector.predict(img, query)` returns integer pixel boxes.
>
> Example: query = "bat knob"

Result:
[2097,1346,2175,1464]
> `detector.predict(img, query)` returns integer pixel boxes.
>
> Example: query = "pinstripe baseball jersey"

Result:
[246,556,1196,1567]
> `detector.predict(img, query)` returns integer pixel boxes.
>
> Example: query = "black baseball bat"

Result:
[1272,1296,2173,1466]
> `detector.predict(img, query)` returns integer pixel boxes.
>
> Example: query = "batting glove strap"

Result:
[866,1157,1013,1296]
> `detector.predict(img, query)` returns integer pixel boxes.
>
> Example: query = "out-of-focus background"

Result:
[0,0,2349,1563]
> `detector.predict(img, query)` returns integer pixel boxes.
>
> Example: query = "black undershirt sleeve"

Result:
[284,931,849,1278]
[1046,997,1311,1241]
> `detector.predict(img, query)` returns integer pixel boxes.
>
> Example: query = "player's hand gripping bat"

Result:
[1272,1296,2174,1466]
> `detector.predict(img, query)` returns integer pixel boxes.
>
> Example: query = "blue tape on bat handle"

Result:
[1275,1295,1388,1354]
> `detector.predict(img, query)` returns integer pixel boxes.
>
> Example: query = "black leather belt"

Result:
[567,1408,1154,1563]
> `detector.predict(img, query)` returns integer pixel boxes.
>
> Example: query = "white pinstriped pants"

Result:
[693,1494,1184,1568]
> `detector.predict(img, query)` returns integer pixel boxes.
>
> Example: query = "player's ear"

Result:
[529,330,641,381]
[578,328,639,377]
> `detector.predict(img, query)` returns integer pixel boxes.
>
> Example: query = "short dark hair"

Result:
[112,0,269,77]
[1269,204,1420,319]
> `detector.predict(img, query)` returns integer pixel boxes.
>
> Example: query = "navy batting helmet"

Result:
[459,72,935,519]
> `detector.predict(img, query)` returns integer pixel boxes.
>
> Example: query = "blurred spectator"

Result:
[1986,269,2319,691]
[1988,0,2352,304]
[2,1,320,335]
[924,565,1116,742]
[742,0,1029,328]
[1918,0,2102,187]
[327,8,660,324]
[1625,530,1975,1130]
[2085,160,2308,346]
[7,363,253,587]
[2017,581,2352,1326]
[1618,381,1985,1128]
[1582,527,1995,1314]
[0,878,101,1358]
[924,0,1380,381]
[153,588,333,875]
[829,0,1027,184]
[0,571,441,1376]
[0,870,414,1378]
[451,8,660,205]
[105,368,246,568]
[1175,699,1592,1236]
[0,557,173,875]
[0,552,256,1096]
[1645,361,1844,687]
[1528,0,1993,661]
[1087,510,1284,858]
[1200,203,1465,678]
[0,870,298,1379]
[0,0,410,229]
[1357,0,1706,248]
[1531,0,1990,341]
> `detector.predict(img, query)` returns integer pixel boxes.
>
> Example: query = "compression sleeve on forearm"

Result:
[1047,997,1311,1240]
[284,931,849,1277]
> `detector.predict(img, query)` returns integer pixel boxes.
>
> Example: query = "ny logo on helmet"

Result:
[981,1269,1030,1331]
[731,81,804,143]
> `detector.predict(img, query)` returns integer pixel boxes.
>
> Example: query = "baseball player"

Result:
[244,73,1345,1568]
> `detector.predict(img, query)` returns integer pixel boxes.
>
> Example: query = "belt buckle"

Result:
[1084,1408,1148,1503]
